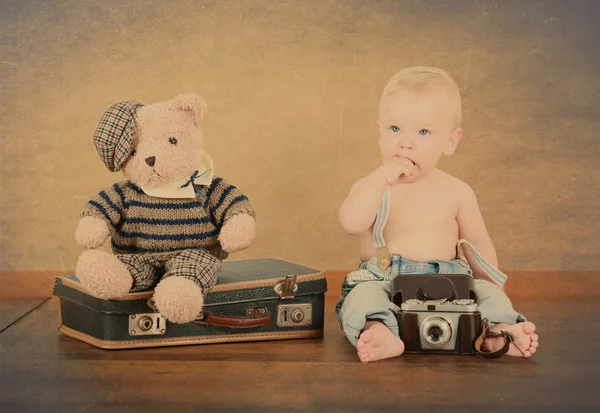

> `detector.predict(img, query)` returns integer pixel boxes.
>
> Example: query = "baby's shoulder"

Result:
[435,170,475,200]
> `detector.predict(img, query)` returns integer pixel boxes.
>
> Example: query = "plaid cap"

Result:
[93,101,144,172]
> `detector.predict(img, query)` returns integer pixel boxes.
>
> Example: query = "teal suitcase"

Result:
[53,258,327,349]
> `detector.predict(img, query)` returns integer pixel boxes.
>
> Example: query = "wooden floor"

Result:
[1,271,599,413]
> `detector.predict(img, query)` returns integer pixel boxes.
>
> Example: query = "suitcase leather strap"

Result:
[195,311,272,328]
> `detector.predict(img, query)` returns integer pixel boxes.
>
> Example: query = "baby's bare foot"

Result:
[483,321,539,358]
[356,321,405,362]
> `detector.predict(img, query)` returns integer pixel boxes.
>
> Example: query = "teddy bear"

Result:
[74,93,256,324]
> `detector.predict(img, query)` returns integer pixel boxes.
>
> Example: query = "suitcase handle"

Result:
[198,311,272,328]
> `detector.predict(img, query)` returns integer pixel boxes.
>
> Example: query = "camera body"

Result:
[392,274,483,355]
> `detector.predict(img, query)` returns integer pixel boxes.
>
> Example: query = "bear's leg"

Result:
[116,253,161,292]
[153,249,221,323]
[76,250,134,299]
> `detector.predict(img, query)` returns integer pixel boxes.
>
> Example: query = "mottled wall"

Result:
[1,0,599,272]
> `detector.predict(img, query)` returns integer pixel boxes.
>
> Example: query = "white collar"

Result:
[140,152,214,199]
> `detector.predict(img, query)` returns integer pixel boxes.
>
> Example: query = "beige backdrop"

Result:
[1,0,599,272]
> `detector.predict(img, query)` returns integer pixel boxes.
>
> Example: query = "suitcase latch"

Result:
[274,275,298,299]
[129,313,166,336]
[277,303,312,327]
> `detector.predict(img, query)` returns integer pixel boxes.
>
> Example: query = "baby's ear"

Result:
[444,128,463,156]
[169,93,207,126]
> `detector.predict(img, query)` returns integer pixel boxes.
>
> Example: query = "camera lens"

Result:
[420,316,452,348]
[428,326,444,342]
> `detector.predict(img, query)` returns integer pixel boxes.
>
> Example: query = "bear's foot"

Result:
[153,277,204,324]
[75,250,133,299]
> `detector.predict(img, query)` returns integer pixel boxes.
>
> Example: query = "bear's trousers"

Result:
[116,249,221,293]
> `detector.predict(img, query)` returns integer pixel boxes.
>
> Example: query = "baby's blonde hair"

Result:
[381,66,462,126]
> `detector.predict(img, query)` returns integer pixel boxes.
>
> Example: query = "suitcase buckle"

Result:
[274,275,298,299]
[245,307,268,316]
[147,297,159,312]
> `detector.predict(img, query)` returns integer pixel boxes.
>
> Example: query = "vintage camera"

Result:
[391,274,483,355]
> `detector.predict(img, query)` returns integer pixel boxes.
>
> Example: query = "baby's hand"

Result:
[379,157,415,184]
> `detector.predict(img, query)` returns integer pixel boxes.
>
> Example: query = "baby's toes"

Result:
[522,321,536,335]
[528,335,539,354]
[358,349,370,362]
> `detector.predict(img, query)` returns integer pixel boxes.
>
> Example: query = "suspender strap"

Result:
[457,239,508,287]
[373,186,391,270]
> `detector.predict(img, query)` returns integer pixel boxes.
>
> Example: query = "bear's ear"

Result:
[168,93,207,125]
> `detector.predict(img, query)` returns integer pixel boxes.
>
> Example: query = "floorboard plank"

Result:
[0,295,598,412]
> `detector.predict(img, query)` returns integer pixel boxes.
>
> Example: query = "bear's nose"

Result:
[145,156,156,167]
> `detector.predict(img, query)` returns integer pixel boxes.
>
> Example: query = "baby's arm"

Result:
[339,157,414,234]
[338,169,388,234]
[456,184,498,268]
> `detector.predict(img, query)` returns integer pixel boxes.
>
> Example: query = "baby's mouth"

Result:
[396,155,416,166]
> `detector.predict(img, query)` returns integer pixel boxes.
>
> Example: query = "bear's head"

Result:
[93,93,208,188]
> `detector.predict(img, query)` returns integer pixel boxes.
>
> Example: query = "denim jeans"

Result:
[335,254,526,347]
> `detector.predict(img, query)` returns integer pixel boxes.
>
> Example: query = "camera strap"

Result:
[373,185,392,270]
[474,318,525,359]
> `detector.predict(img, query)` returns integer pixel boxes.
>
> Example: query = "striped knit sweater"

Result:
[82,177,254,259]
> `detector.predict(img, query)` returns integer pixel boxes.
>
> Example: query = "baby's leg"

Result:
[475,280,539,357]
[338,281,404,362]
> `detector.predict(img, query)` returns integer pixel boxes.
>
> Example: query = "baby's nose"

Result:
[145,156,156,167]
[397,134,414,150]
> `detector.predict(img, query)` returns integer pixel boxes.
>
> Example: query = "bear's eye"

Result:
[131,150,137,157]
[168,137,178,145]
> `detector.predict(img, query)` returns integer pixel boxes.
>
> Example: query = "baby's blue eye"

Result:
[419,129,430,136]
[390,126,400,133]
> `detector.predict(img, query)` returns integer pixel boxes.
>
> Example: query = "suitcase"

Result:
[53,258,327,349]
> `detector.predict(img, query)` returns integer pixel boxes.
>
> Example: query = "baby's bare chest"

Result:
[387,185,459,226]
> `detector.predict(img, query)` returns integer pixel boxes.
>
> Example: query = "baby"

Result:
[336,67,540,362]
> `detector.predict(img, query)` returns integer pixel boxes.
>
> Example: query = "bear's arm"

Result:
[81,182,127,233]
[205,177,255,227]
